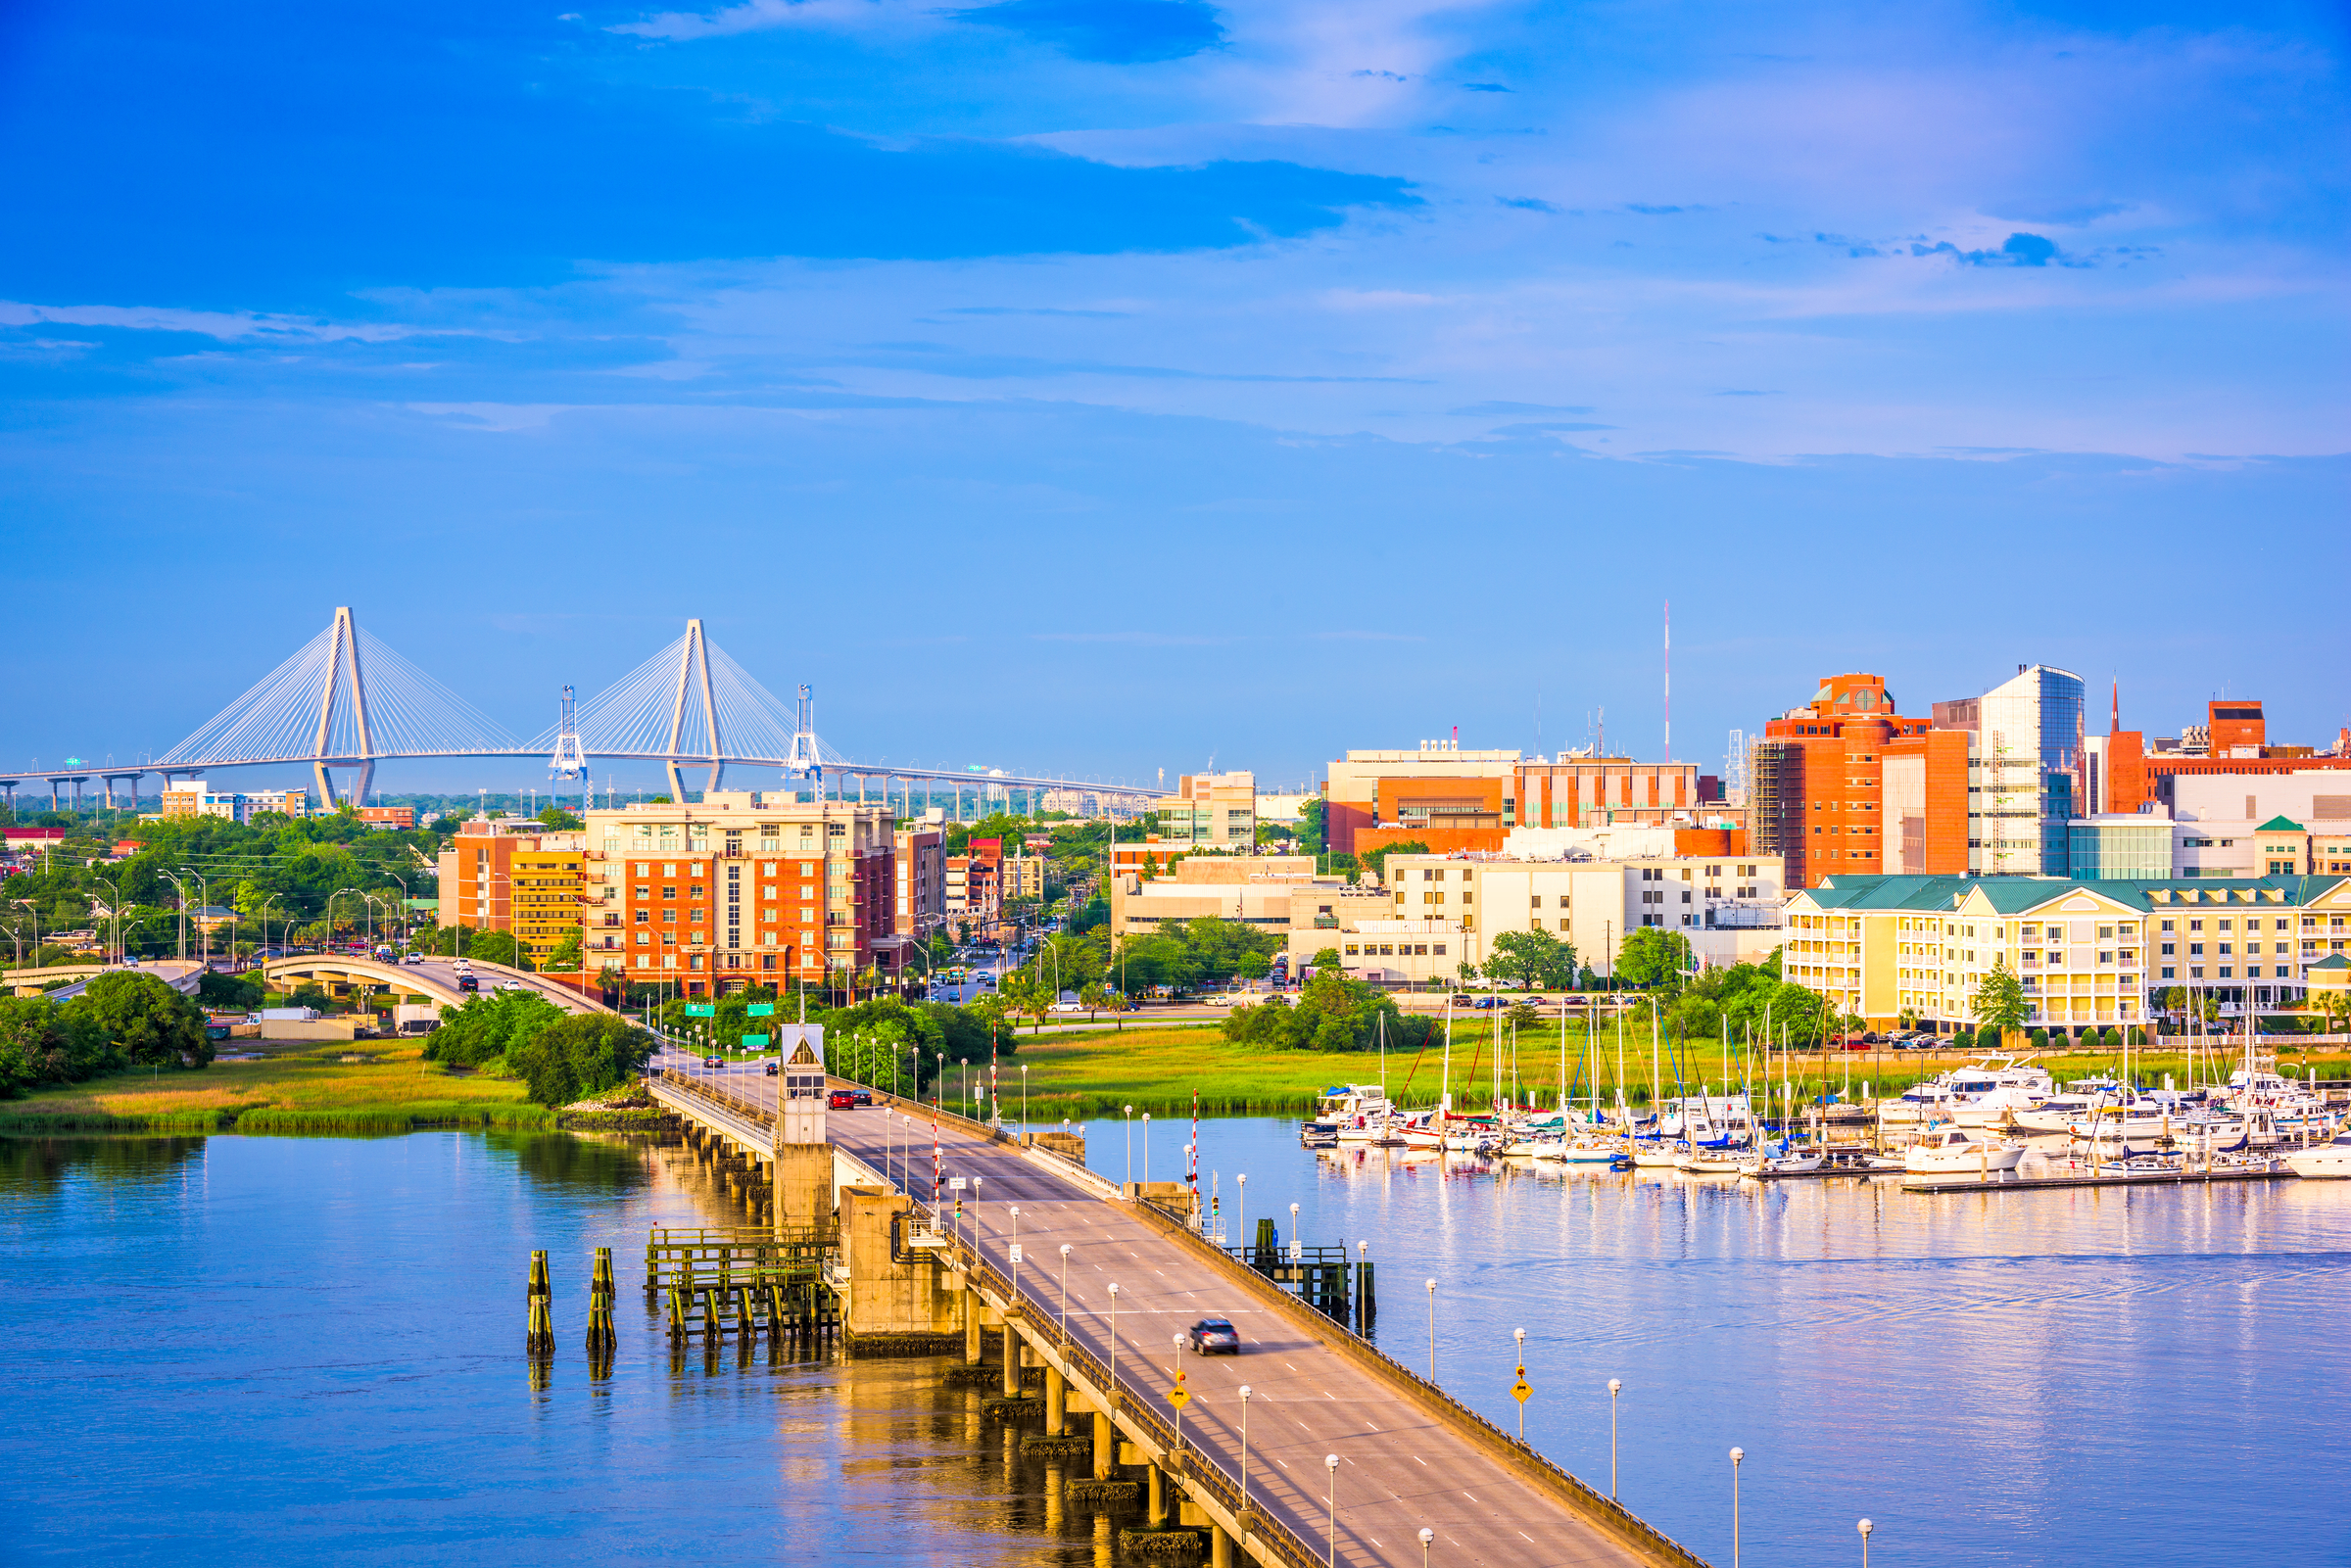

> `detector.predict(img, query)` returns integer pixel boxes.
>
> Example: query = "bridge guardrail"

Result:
[955,1246,1328,1568]
[1128,1198,1713,1568]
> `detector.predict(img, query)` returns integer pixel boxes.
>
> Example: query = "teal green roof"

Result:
[2309,954,2350,972]
[2256,815,2306,832]
[1803,872,2350,915]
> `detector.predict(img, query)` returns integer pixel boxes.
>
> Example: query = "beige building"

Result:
[1109,854,1325,942]
[509,847,586,968]
[1377,848,1787,983]
[159,785,252,823]
[1153,771,1258,848]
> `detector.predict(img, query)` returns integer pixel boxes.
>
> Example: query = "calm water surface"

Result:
[5,1120,2349,1567]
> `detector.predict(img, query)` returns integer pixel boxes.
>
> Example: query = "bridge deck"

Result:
[653,1052,1699,1568]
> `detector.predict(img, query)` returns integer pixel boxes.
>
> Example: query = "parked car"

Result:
[1186,1317,1242,1354]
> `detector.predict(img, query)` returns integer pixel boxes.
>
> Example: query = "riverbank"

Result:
[0,1041,599,1134]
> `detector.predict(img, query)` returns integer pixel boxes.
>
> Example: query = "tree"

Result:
[1310,947,1343,972]
[1297,798,1326,857]
[1970,959,2029,1038]
[0,997,120,1096]
[1484,928,1578,991]
[1360,839,1428,883]
[998,973,1051,1032]
[1456,959,1480,987]
[1615,928,1694,990]
[464,928,526,970]
[424,989,565,1068]
[535,806,586,832]
[72,972,212,1069]
[1078,980,1109,1019]
[511,1013,654,1107]
[544,928,584,973]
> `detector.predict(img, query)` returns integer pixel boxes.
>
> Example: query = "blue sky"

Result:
[2,0,2345,794]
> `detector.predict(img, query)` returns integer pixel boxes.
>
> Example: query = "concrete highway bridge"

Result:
[4,959,207,1000]
[645,1048,1708,1568]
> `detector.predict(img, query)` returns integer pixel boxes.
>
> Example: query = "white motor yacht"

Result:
[1883,1058,2053,1127]
[1903,1125,2028,1176]
[1318,1084,1399,1143]
[2287,1132,2351,1178]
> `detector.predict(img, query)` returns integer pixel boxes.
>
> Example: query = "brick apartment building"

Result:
[583,793,897,996]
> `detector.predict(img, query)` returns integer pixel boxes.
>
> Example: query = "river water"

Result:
[3,1121,2346,1567]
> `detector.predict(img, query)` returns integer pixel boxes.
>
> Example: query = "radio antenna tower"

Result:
[550,685,587,800]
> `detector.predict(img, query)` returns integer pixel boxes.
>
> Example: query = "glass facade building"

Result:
[2066,818,2172,880]
[1977,664,2087,876]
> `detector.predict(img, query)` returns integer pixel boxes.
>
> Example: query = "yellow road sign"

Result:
[1170,1386,1191,1409]
[1511,1379,1531,1403]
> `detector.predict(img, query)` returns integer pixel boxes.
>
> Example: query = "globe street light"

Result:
[1058,1243,1074,1357]
[1236,1173,1248,1262]
[1858,1518,1874,1567]
[1171,1331,1188,1454]
[1124,1104,1134,1189]
[1607,1379,1623,1498]
[1141,1112,1152,1184]
[1419,1527,1434,1567]
[1324,1452,1340,1568]
[1729,1448,1745,1568]
[1513,1327,1527,1440]
[1425,1278,1438,1382]
[1238,1384,1252,1534]
[1107,1281,1121,1404]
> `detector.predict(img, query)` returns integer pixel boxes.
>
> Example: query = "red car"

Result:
[827,1090,857,1110]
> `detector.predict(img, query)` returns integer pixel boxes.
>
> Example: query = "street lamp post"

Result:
[1058,1243,1073,1357]
[1238,1384,1252,1534]
[1124,1104,1134,1188]
[1729,1448,1745,1568]
[1513,1327,1526,1440]
[1021,1063,1029,1136]
[1171,1331,1188,1454]
[1324,1452,1339,1568]
[1106,1281,1121,1405]
[1141,1112,1151,1184]
[1607,1379,1622,1498]
[1858,1518,1874,1567]
[1419,1527,1434,1567]
[1425,1278,1438,1382]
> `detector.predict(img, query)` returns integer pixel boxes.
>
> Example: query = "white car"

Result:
[402,953,426,966]
[1049,1000,1087,1014]
[495,979,527,992]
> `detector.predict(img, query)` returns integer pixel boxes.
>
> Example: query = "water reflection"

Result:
[488,1127,655,1194]
[0,1133,205,1195]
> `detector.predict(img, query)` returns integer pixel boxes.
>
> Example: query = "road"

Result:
[41,959,206,1002]
[829,1095,1646,1568]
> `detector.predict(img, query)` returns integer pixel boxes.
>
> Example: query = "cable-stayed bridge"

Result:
[1,608,1155,813]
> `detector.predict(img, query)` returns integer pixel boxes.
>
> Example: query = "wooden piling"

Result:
[526,1250,554,1357]
[587,1246,616,1357]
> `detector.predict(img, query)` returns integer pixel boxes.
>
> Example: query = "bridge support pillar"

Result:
[1210,1523,1233,1568]
[1001,1320,1022,1397]
[772,1143,831,1230]
[1044,1364,1065,1434]
[964,1290,984,1363]
[1091,1411,1115,1480]
[1145,1463,1167,1529]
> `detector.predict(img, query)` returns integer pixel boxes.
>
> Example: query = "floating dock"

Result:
[1902,1163,2293,1194]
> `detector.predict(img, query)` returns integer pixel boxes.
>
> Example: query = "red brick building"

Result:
[1751,673,1971,887]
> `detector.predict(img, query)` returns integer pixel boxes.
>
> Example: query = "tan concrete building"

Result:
[1153,771,1258,848]
[1322,741,1520,856]
[1379,847,1787,983]
[1109,854,1324,941]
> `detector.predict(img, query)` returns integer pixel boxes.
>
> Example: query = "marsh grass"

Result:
[0,1043,547,1135]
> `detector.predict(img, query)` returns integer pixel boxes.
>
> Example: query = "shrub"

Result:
[510,1013,656,1107]
[72,972,212,1069]
[424,990,565,1069]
